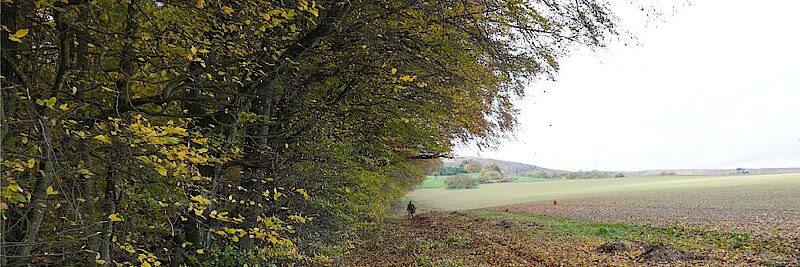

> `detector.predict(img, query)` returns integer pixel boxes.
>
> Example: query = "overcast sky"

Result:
[456,0,800,171]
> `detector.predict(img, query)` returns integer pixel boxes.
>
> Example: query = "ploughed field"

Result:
[344,174,800,266]
[407,173,800,238]
[344,211,799,266]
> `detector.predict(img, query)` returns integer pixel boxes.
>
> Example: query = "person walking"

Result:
[406,201,416,219]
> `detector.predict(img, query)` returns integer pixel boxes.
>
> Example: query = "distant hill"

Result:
[621,168,800,176]
[442,157,800,177]
[441,157,567,175]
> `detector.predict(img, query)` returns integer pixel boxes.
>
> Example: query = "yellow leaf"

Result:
[11,28,29,38]
[46,186,58,196]
[399,75,416,82]
[295,188,309,200]
[190,195,211,205]
[8,183,22,192]
[391,68,397,75]
[44,97,56,108]
[141,261,152,267]
[108,213,124,222]
[94,135,111,144]
[191,46,197,55]
[155,166,167,176]
[59,103,69,110]
[8,28,29,42]
[77,168,95,177]
[222,6,234,15]
[95,259,107,264]
[26,158,35,168]
[194,0,203,8]
[196,249,204,254]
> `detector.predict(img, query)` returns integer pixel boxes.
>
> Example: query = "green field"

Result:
[408,173,800,210]
[416,173,550,189]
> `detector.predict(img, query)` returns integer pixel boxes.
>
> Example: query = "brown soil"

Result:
[344,212,796,266]
[491,198,800,239]
[596,242,631,253]
[639,243,706,262]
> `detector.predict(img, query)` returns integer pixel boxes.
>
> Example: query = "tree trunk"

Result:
[15,132,58,264]
[100,166,117,266]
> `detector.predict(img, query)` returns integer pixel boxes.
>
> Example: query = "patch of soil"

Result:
[496,219,520,228]
[638,243,705,262]
[471,217,487,222]
[450,211,466,216]
[525,222,543,227]
[412,213,435,226]
[596,242,631,253]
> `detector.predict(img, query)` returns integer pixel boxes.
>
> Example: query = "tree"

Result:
[486,161,502,173]
[525,170,549,178]
[1,0,622,265]
[437,166,468,176]
[444,175,479,189]
[464,160,483,173]
[479,171,504,183]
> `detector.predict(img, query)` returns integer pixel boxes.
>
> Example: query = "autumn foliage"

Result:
[1,0,619,265]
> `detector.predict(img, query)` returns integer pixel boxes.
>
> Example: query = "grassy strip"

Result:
[416,174,550,189]
[399,196,437,213]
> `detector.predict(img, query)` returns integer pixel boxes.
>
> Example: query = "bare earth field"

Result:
[345,211,800,266]
[346,174,800,266]
[408,173,800,238]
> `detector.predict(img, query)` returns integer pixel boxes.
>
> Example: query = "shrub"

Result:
[463,160,483,173]
[444,175,479,189]
[479,170,503,183]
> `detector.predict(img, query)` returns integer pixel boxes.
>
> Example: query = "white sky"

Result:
[456,0,800,171]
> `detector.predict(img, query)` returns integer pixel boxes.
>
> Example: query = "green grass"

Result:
[398,196,436,213]
[507,175,550,183]
[416,173,550,189]
[408,173,800,210]
[416,176,448,189]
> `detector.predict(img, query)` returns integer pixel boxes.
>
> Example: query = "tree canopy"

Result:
[1,0,619,265]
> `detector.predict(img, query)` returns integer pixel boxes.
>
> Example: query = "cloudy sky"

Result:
[456,0,800,171]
